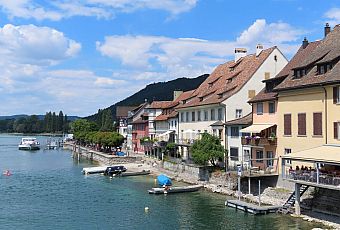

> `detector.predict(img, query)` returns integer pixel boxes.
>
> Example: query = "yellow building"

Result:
[273,24,340,197]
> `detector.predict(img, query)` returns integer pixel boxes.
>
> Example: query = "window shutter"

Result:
[298,113,306,135]
[284,114,291,135]
[334,122,338,139]
[313,113,322,136]
[333,86,338,104]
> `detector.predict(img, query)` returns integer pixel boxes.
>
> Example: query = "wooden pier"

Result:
[225,200,281,215]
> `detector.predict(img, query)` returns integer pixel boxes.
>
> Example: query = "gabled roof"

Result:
[176,47,277,109]
[224,113,252,126]
[274,24,340,91]
[116,106,138,118]
[147,101,173,109]
[250,39,323,102]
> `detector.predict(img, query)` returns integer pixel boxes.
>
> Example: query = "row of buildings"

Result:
[117,24,340,190]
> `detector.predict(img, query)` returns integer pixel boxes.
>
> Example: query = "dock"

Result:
[225,200,281,215]
[148,185,203,194]
[82,166,108,174]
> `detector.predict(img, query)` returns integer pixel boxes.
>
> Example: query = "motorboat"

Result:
[46,138,59,150]
[104,166,127,176]
[18,137,40,150]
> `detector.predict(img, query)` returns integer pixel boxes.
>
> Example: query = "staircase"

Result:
[277,184,310,214]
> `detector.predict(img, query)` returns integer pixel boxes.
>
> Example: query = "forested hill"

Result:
[85,74,209,121]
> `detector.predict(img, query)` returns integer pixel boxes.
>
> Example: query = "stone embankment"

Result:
[64,142,340,229]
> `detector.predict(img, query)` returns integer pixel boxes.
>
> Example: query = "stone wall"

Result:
[69,144,142,165]
[309,188,340,216]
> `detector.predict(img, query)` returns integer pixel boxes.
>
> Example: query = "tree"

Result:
[100,109,113,131]
[191,133,225,166]
[58,111,64,132]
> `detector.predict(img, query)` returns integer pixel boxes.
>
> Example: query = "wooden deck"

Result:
[225,200,281,215]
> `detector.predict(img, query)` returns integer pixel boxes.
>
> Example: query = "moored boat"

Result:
[104,166,127,176]
[157,174,172,186]
[18,137,40,150]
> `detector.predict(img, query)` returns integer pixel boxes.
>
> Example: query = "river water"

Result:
[0,134,324,229]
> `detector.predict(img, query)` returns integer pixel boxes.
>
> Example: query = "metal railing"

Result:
[241,137,277,146]
[284,170,340,187]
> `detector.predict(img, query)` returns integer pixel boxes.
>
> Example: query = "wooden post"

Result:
[248,177,251,194]
[258,179,261,206]
[316,162,320,184]
[295,183,301,215]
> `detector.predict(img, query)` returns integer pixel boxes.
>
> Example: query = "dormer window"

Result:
[183,100,186,104]
[208,83,213,88]
[199,97,203,102]
[317,63,332,75]
[227,78,233,83]
[293,68,306,79]
[229,67,234,72]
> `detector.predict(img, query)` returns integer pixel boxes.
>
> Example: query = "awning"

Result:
[157,130,175,137]
[282,145,340,164]
[240,124,275,133]
[183,129,199,134]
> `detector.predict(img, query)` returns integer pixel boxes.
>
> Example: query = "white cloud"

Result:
[0,24,81,65]
[324,7,340,26]
[0,0,198,21]
[97,19,304,80]
[237,19,304,45]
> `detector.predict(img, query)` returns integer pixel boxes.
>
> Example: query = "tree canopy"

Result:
[191,133,225,166]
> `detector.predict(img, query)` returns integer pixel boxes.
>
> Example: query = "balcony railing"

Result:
[284,170,340,187]
[241,137,277,146]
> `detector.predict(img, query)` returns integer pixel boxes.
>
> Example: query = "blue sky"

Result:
[0,0,339,116]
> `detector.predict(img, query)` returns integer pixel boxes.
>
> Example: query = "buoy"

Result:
[144,207,149,212]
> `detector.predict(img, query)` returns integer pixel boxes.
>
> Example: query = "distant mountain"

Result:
[0,114,80,121]
[85,74,209,121]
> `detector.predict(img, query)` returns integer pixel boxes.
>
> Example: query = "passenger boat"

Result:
[18,137,40,150]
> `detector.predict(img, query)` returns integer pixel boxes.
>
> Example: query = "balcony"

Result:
[241,136,277,146]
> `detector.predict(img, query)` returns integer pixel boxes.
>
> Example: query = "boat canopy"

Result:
[157,174,172,186]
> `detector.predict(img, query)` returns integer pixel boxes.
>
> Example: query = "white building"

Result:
[176,45,288,161]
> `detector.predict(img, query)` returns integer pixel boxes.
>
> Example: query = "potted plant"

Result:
[268,133,276,142]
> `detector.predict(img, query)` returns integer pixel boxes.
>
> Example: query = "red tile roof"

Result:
[147,101,173,109]
[176,47,277,109]
[250,39,323,102]
[274,25,340,91]
[224,113,252,126]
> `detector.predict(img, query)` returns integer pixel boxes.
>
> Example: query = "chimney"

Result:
[256,44,264,56]
[234,48,247,62]
[173,90,183,100]
[325,23,331,37]
[302,37,309,49]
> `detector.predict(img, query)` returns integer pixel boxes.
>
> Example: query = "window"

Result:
[298,113,306,136]
[236,109,242,118]
[186,112,189,122]
[268,102,275,114]
[243,149,250,162]
[284,114,292,135]
[313,112,322,136]
[264,72,270,80]
[197,110,201,121]
[284,148,292,164]
[211,109,215,120]
[171,121,174,127]
[180,112,184,122]
[257,103,263,115]
[266,151,274,167]
[175,120,177,127]
[231,126,239,137]
[333,86,340,104]
[218,108,223,121]
[218,129,222,140]
[248,90,255,99]
[334,122,340,139]
[256,150,263,163]
[192,111,195,122]
[204,111,208,121]
[230,147,239,161]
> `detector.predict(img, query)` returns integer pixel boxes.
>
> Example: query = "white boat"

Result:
[18,137,40,150]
